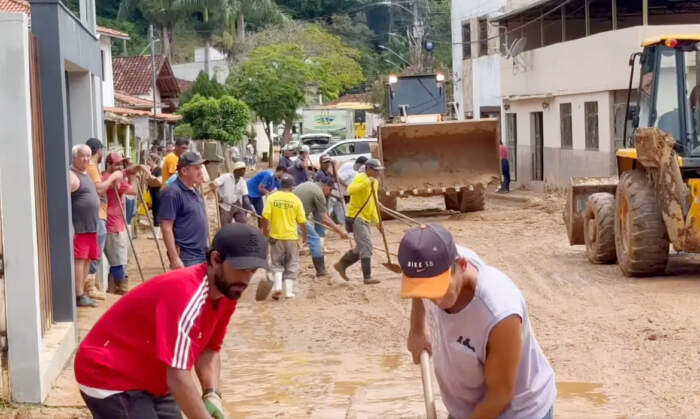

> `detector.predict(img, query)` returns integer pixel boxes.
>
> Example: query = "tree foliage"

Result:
[228,43,309,162]
[179,72,227,107]
[178,94,250,144]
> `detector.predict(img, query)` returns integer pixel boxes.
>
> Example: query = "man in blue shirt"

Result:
[247,166,286,215]
[159,152,209,269]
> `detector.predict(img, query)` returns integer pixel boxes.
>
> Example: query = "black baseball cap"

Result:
[211,223,268,270]
[177,151,207,170]
[398,224,457,299]
[280,174,295,189]
[317,176,335,187]
[355,156,369,165]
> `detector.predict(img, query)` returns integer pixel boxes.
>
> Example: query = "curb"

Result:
[486,192,532,203]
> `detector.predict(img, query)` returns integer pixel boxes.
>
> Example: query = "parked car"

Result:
[309,138,377,168]
[300,133,332,154]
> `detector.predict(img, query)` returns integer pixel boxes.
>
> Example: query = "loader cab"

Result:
[628,37,700,164]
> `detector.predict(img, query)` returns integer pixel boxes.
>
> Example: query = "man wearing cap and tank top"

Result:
[400,224,556,419]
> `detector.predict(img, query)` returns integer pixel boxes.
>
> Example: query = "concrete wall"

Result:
[451,0,506,120]
[0,12,44,403]
[505,91,615,189]
[67,71,97,144]
[501,24,700,98]
[172,60,230,84]
[100,36,114,107]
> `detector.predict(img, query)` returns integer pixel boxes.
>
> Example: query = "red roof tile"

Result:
[104,106,182,122]
[97,25,130,40]
[0,0,30,15]
[177,78,193,92]
[112,55,181,98]
[114,90,154,108]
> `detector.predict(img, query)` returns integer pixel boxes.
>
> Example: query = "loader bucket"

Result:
[564,177,618,245]
[377,119,500,194]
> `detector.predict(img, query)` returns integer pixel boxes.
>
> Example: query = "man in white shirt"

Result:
[400,224,556,419]
[212,161,254,225]
[337,156,368,201]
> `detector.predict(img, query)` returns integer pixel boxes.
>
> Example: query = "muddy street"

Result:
[24,192,700,418]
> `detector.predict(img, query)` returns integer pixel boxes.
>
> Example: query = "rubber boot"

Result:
[312,256,329,277]
[284,280,295,299]
[107,274,116,294]
[85,275,105,300]
[271,272,283,300]
[333,251,360,281]
[115,280,129,296]
[362,258,380,284]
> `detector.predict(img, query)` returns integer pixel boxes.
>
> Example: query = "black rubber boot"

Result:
[312,256,329,277]
[362,258,380,284]
[333,251,359,281]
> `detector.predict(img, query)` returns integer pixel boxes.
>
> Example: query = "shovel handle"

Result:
[420,350,437,419]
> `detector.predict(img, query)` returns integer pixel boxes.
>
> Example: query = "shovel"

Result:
[372,189,402,273]
[420,350,438,419]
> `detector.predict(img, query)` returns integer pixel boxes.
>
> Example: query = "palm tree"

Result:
[118,0,189,60]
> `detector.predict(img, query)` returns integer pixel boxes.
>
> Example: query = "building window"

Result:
[478,18,488,56]
[505,113,517,181]
[462,22,471,59]
[585,101,599,150]
[560,103,572,149]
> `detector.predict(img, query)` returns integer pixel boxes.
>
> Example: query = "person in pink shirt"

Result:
[499,141,510,193]
[102,152,140,295]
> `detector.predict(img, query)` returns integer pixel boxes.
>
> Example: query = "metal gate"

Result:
[29,34,53,335]
[530,111,544,182]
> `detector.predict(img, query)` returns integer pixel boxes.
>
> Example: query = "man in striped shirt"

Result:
[74,224,268,418]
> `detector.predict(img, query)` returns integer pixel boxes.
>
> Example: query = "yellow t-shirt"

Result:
[161,152,179,189]
[346,172,379,224]
[87,163,107,220]
[262,191,307,240]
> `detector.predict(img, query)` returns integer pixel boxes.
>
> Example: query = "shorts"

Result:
[74,233,99,260]
[105,231,128,267]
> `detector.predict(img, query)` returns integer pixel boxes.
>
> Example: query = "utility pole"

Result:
[149,25,159,145]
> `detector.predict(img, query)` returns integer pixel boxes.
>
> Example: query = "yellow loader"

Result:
[565,35,700,277]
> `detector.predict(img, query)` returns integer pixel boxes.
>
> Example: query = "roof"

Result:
[177,78,193,92]
[490,0,557,22]
[0,0,30,15]
[112,55,181,98]
[114,90,154,109]
[104,106,182,122]
[641,34,700,47]
[316,93,374,110]
[97,26,130,40]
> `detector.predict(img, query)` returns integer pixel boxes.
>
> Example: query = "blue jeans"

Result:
[329,196,345,224]
[125,196,136,225]
[89,219,107,274]
[542,406,553,419]
[313,212,325,237]
[305,221,323,258]
[180,247,205,267]
[250,197,264,215]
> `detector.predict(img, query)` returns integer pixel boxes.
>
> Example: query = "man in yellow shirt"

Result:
[161,138,189,188]
[334,158,384,285]
[262,174,307,299]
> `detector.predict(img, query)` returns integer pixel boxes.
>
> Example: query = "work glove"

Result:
[203,390,226,419]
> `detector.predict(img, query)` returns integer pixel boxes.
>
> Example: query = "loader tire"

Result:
[583,193,616,264]
[445,186,486,213]
[614,170,669,277]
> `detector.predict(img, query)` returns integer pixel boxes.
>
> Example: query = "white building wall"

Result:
[99,36,114,107]
[450,0,506,120]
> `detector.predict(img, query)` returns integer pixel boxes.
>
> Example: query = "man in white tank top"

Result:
[398,224,556,419]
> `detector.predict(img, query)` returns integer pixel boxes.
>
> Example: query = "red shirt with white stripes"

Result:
[74,263,237,396]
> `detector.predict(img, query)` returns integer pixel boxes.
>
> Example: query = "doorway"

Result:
[530,111,544,181]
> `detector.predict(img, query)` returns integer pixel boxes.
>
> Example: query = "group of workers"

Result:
[73,140,556,419]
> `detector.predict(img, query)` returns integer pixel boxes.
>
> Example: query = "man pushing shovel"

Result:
[400,224,556,419]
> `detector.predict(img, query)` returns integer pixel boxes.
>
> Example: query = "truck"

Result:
[373,73,501,214]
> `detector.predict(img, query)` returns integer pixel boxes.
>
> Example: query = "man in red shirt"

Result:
[499,141,510,193]
[75,223,268,418]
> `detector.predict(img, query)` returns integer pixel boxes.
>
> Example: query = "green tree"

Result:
[118,0,190,59]
[228,44,309,165]
[178,94,250,145]
[179,71,227,107]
